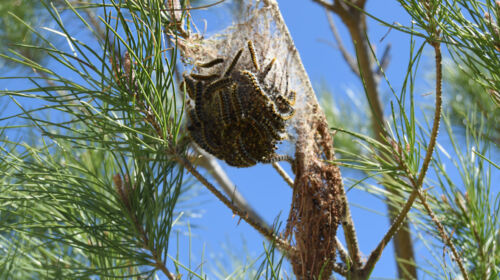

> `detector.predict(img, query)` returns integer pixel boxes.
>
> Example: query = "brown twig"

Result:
[415,44,441,188]
[325,9,359,76]
[408,6,468,276]
[362,25,466,279]
[272,162,294,188]
[157,262,176,280]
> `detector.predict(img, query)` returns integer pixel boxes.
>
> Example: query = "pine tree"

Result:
[1,0,498,279]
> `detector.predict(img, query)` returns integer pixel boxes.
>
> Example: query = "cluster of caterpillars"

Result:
[182,40,296,167]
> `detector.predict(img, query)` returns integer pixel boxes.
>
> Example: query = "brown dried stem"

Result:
[411,4,468,275]
[363,42,469,280]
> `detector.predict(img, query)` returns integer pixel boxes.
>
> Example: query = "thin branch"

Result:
[415,42,442,188]
[417,189,469,280]
[362,33,464,279]
[331,262,348,276]
[325,9,359,76]
[313,0,339,13]
[194,146,271,229]
[272,162,294,188]
[374,43,391,82]
[335,236,350,265]
[362,188,418,274]
[416,42,469,280]
[338,179,363,269]
[362,40,444,277]
[157,262,176,280]
[174,150,297,256]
